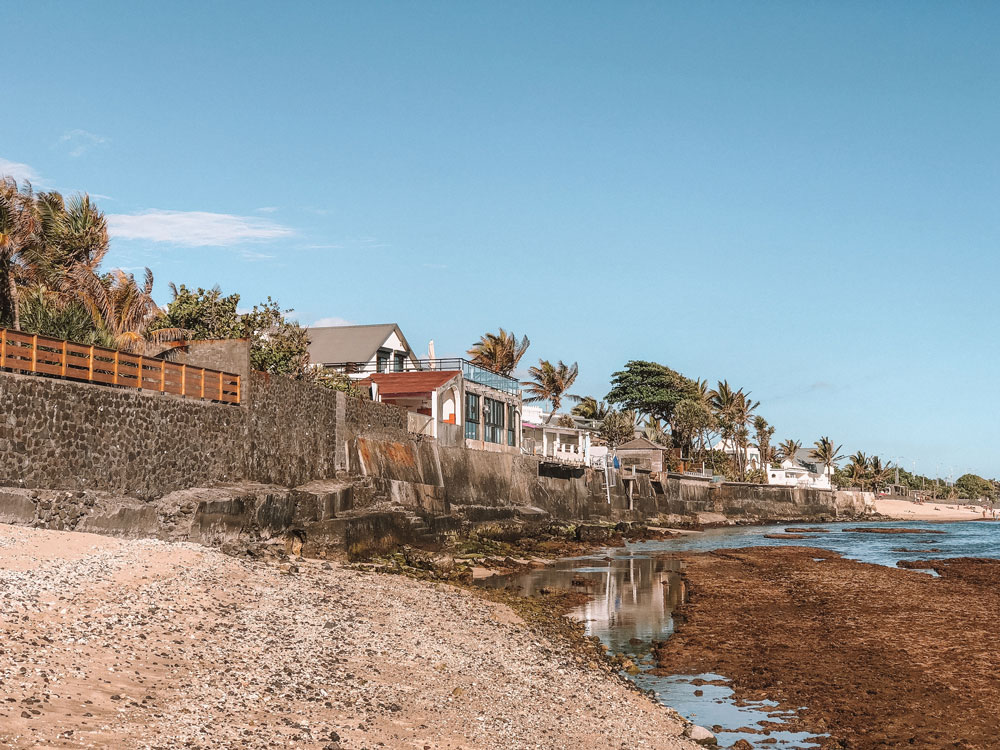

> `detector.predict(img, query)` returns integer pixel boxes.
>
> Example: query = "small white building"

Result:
[520,405,603,465]
[768,449,833,490]
[712,440,833,489]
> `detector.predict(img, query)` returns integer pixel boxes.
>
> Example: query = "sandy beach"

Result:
[654,546,1000,749]
[874,496,990,521]
[0,524,696,750]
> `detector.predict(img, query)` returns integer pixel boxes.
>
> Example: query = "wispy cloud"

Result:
[56,129,109,157]
[311,316,354,327]
[107,209,294,247]
[0,157,42,183]
[255,206,279,214]
[239,249,276,261]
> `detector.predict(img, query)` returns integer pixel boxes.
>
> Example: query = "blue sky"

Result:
[4,2,999,478]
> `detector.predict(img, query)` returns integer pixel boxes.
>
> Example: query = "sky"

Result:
[3,1,999,479]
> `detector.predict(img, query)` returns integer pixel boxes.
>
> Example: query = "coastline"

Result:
[873,496,990,521]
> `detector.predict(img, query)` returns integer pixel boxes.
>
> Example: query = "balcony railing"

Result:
[321,357,521,395]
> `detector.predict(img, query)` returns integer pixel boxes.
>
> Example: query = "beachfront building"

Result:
[365,365,521,453]
[520,405,604,465]
[767,449,833,490]
[710,438,763,472]
[309,322,522,452]
[307,323,421,377]
[615,437,667,473]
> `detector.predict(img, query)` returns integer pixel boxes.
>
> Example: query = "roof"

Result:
[617,437,665,452]
[307,323,414,365]
[366,370,460,397]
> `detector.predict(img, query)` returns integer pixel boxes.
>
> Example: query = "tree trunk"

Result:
[544,398,558,424]
[7,271,18,330]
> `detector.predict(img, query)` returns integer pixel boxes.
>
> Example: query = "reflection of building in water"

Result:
[568,557,686,640]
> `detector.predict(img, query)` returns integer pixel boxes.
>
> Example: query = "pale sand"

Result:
[0,524,696,750]
[875,496,992,521]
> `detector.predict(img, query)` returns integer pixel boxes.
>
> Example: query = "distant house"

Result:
[615,437,667,473]
[710,438,762,472]
[307,323,420,377]
[767,448,832,490]
[308,322,521,452]
[520,405,602,465]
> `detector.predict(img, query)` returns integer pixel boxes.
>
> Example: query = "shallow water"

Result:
[478,520,997,749]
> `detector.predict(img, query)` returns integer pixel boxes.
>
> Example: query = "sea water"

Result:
[477,520,998,749]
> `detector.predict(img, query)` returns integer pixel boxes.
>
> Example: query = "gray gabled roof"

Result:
[617,437,665,452]
[307,323,414,365]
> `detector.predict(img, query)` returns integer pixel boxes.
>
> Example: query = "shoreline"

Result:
[0,524,700,750]
[873,496,991,521]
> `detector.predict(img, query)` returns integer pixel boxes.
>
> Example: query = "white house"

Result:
[520,404,605,465]
[711,440,832,489]
[307,322,523,453]
[307,323,420,377]
[710,438,762,471]
[768,449,833,490]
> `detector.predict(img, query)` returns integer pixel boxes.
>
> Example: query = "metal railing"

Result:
[0,328,241,405]
[321,357,521,395]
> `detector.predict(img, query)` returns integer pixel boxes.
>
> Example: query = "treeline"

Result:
[0,180,310,376]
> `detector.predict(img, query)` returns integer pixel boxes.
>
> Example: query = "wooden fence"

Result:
[0,328,241,405]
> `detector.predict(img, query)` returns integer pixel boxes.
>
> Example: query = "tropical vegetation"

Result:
[0,179,308,373]
[467,329,530,376]
[522,359,579,423]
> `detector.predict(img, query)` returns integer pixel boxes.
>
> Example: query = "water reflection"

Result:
[479,551,823,749]
[481,554,686,651]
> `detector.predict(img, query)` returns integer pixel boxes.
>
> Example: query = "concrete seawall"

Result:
[0,367,872,554]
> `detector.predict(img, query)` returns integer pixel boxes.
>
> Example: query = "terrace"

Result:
[323,357,520,395]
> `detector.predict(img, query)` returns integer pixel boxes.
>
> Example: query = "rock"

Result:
[576,524,614,542]
[683,724,716,744]
[732,741,754,750]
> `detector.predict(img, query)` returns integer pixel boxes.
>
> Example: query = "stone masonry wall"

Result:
[345,395,408,435]
[245,371,344,487]
[0,370,246,500]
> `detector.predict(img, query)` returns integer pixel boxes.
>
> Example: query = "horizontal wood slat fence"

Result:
[0,328,240,405]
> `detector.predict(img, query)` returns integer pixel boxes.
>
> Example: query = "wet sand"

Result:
[653,546,1000,749]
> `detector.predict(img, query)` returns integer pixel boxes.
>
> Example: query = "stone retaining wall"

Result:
[0,370,246,500]
[0,367,385,500]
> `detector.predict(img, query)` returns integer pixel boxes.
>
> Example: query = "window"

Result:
[484,398,505,444]
[394,352,406,372]
[507,405,517,446]
[465,393,480,440]
[376,349,390,373]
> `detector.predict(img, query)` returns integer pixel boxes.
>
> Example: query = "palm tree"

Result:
[848,451,870,489]
[572,396,610,420]
[869,455,893,492]
[467,329,529,376]
[642,417,669,446]
[523,359,579,423]
[810,436,845,484]
[752,416,775,480]
[0,178,38,329]
[71,267,185,352]
[779,439,802,466]
[599,409,637,447]
[708,380,759,480]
